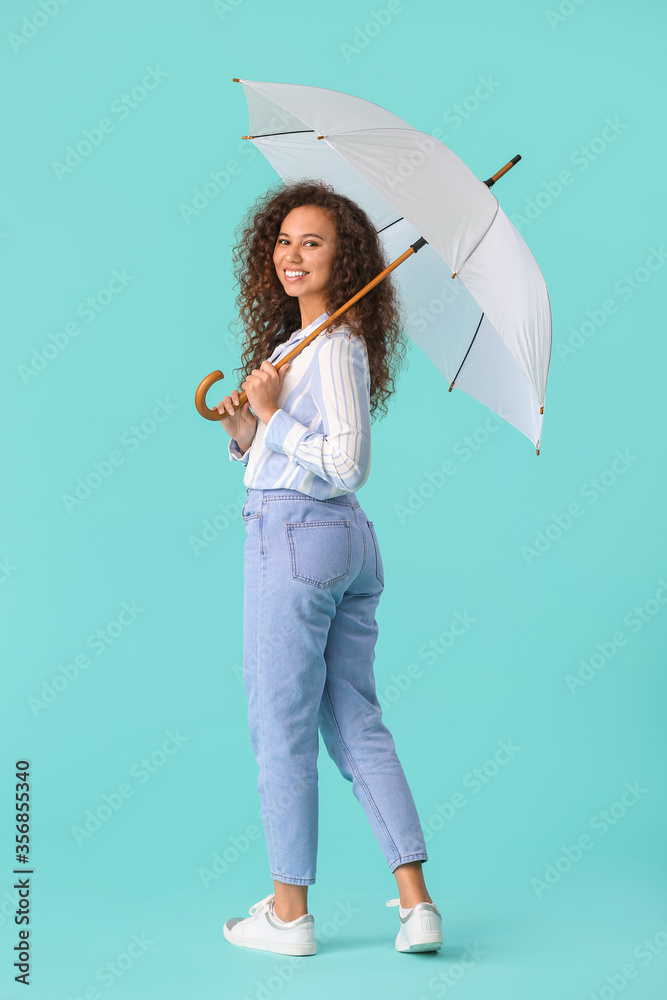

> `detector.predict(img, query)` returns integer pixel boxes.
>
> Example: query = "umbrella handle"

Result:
[194,369,251,421]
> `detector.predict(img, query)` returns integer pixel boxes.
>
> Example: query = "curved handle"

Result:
[194,369,250,421]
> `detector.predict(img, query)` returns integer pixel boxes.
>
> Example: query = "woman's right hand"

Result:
[217,389,257,451]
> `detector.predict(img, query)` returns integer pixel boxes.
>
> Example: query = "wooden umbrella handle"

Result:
[195,365,287,421]
[195,370,232,421]
[195,355,297,420]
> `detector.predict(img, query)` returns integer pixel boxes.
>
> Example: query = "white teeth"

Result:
[285,270,308,277]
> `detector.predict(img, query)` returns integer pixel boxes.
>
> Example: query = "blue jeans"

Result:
[241,486,428,886]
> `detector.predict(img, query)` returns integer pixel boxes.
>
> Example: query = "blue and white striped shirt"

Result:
[227,310,372,499]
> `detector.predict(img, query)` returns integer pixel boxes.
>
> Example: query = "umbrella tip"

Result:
[232,78,240,82]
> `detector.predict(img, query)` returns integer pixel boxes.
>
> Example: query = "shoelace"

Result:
[248,893,275,917]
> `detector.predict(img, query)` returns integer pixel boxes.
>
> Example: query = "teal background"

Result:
[2,1,666,997]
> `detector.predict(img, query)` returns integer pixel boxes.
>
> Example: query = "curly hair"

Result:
[228,178,408,422]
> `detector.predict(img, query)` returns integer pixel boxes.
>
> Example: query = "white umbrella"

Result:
[200,77,552,453]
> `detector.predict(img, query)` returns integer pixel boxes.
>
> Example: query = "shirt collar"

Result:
[268,310,331,365]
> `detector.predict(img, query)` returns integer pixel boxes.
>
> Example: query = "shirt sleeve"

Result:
[263,332,371,491]
[228,437,251,465]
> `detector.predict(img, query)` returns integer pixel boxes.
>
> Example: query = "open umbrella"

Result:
[195,78,552,454]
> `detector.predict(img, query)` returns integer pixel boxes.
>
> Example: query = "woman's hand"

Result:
[241,360,290,425]
[216,389,257,451]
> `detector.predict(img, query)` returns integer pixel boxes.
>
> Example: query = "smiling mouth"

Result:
[284,269,309,281]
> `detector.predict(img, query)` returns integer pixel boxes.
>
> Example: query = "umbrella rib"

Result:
[323,126,421,136]
[453,202,499,277]
[253,126,419,139]
[377,217,404,234]
[247,129,315,138]
[450,313,484,391]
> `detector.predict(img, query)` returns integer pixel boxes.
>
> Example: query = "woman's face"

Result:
[272,205,337,315]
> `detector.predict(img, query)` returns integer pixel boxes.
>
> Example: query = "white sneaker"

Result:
[387,897,443,953]
[223,893,317,956]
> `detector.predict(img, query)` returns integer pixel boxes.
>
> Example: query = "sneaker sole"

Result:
[223,920,317,957]
[396,931,443,953]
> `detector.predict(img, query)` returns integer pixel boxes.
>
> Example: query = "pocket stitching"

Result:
[286,520,352,588]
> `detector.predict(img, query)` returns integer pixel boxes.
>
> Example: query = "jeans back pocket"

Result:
[285,520,352,588]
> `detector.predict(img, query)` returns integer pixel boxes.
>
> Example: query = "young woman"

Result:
[217,180,442,956]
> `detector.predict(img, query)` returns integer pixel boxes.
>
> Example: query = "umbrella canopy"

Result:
[234,78,552,452]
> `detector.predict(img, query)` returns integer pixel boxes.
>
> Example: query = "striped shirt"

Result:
[227,310,372,499]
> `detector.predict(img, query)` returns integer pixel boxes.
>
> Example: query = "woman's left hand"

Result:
[241,360,290,424]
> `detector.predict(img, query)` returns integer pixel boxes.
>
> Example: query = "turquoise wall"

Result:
[2,1,665,998]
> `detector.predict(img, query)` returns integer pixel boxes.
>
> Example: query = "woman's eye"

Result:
[277,239,319,247]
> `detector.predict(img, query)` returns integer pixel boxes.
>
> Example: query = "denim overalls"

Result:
[241,486,429,885]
